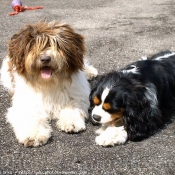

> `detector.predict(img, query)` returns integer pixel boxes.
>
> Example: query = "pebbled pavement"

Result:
[0,0,175,174]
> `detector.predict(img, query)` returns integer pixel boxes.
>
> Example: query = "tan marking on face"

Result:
[111,108,125,120]
[93,96,101,105]
[103,103,111,110]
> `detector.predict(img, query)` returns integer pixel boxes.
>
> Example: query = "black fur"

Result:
[89,51,175,141]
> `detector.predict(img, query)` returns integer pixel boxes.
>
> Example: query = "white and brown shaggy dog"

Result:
[1,21,97,147]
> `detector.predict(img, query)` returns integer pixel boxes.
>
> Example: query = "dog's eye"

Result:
[93,96,101,105]
[103,103,111,110]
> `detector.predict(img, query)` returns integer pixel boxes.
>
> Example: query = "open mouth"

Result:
[40,66,52,79]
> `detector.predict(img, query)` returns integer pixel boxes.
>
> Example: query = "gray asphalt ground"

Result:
[1,0,175,174]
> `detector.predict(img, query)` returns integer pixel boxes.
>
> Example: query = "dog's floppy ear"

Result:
[89,74,105,107]
[123,91,163,141]
[89,85,98,110]
[8,25,35,75]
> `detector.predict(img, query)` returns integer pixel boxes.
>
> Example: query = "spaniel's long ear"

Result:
[88,75,103,115]
[89,85,97,110]
[123,94,163,141]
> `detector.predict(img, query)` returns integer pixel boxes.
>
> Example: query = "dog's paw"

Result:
[57,108,86,133]
[95,125,107,135]
[95,126,127,146]
[22,137,49,147]
[16,123,52,147]
[84,64,98,80]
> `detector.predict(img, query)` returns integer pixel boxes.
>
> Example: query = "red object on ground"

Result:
[9,5,43,16]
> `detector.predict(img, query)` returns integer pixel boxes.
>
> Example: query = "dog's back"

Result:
[122,51,175,119]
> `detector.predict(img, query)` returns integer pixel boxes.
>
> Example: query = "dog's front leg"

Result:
[6,107,52,147]
[95,126,128,146]
[57,107,87,133]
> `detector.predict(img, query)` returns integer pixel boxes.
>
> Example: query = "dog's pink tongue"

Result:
[41,67,52,79]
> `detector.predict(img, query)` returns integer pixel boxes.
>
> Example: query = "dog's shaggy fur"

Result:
[1,21,97,147]
[89,51,175,146]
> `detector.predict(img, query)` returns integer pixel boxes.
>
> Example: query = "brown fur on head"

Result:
[8,21,85,88]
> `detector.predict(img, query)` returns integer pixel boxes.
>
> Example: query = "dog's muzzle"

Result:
[40,55,52,79]
[40,55,51,64]
[92,114,101,122]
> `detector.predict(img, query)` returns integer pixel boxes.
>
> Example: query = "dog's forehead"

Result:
[101,87,110,101]
[92,87,110,105]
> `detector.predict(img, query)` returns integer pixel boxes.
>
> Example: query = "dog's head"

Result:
[90,87,125,124]
[8,21,85,88]
[89,73,126,124]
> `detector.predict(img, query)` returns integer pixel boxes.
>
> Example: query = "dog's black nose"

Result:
[40,55,51,64]
[92,115,101,122]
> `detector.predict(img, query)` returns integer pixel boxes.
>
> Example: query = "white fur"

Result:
[145,84,158,109]
[95,126,128,146]
[154,52,175,60]
[92,87,114,123]
[95,124,108,135]
[140,52,175,61]
[0,57,14,91]
[122,65,139,74]
[84,59,98,80]
[139,56,148,60]
[1,56,97,147]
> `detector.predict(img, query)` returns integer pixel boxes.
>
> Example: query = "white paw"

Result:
[95,126,127,146]
[84,64,98,80]
[57,108,86,133]
[95,125,107,135]
[16,123,52,147]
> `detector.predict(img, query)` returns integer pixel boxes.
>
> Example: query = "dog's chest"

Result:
[42,87,71,115]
